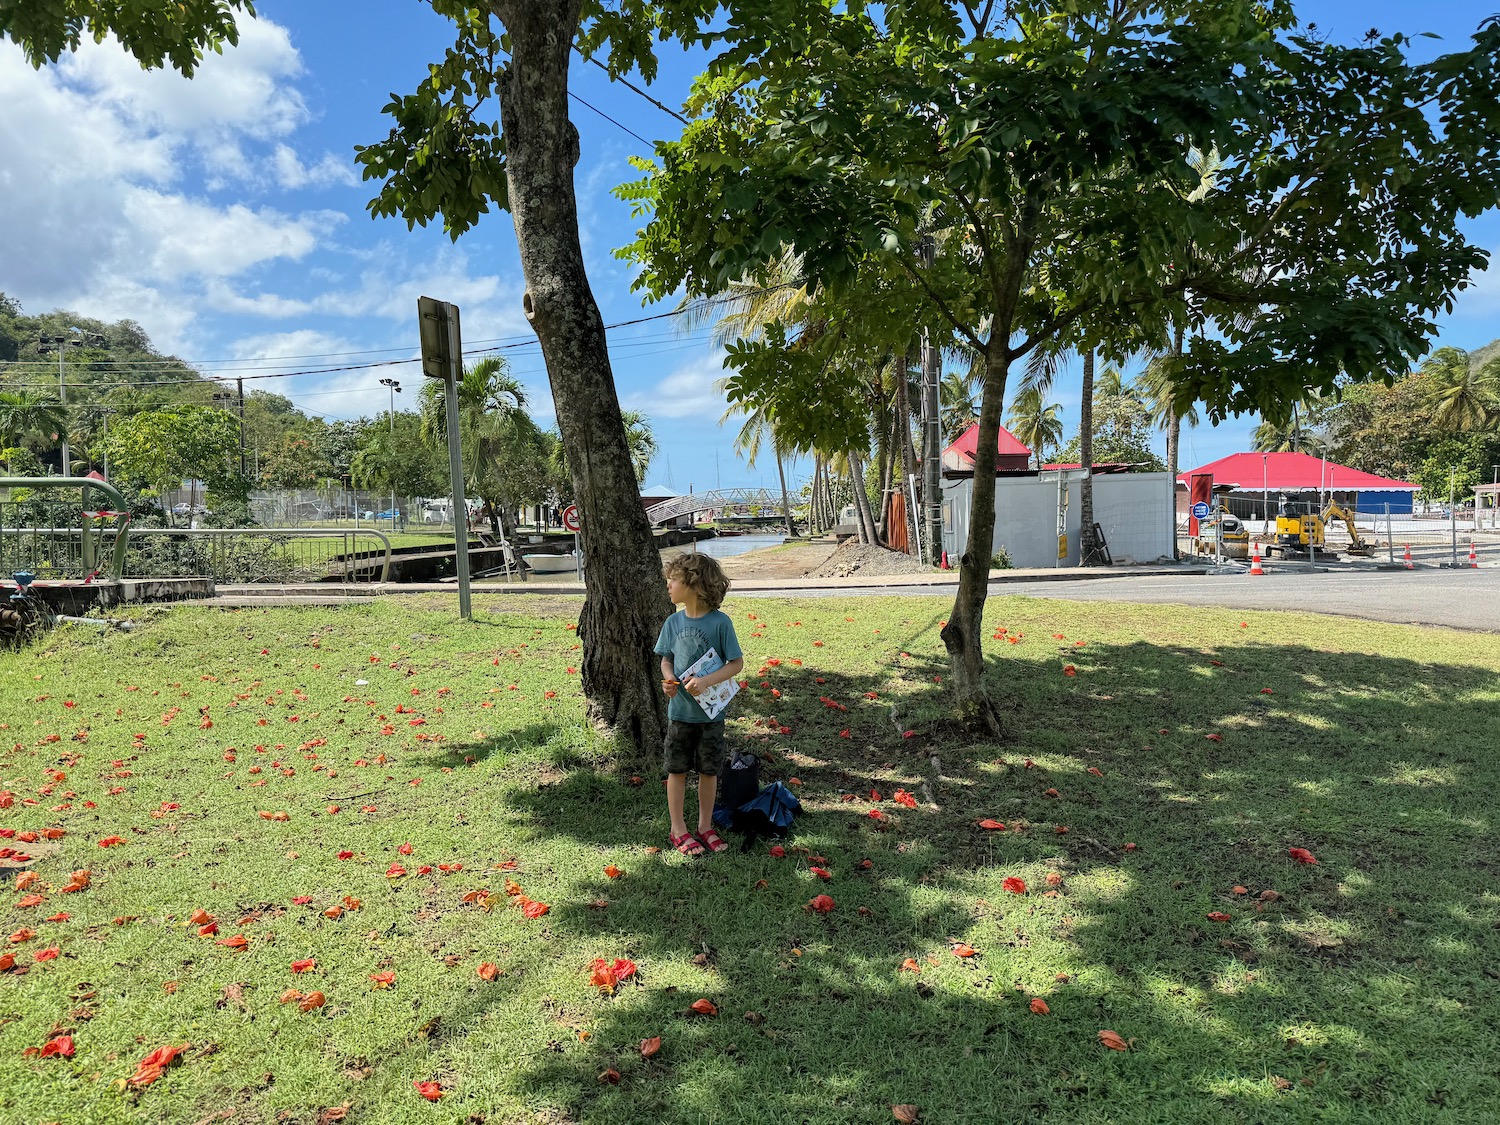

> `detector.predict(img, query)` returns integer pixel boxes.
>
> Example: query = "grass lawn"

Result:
[2,593,1498,1124]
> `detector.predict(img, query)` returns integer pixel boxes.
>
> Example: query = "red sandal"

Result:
[670,832,705,857]
[695,828,729,854]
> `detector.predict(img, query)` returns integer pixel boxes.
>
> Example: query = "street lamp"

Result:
[36,328,105,477]
[378,378,402,530]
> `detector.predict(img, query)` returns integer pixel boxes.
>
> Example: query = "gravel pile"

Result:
[811,538,937,578]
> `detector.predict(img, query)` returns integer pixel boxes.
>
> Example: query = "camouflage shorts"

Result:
[662,720,727,775]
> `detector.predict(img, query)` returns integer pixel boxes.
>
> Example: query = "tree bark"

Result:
[493,2,671,754]
[775,445,795,538]
[1077,349,1108,566]
[941,347,1007,735]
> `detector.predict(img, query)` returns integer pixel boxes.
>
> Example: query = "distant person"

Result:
[655,552,744,857]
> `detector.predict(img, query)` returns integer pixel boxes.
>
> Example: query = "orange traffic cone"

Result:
[940,551,950,570]
[1249,543,1265,576]
[1469,541,1478,569]
[1403,544,1414,570]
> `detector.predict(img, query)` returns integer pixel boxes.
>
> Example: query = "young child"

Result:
[654,552,744,856]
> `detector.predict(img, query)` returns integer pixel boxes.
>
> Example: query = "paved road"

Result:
[743,567,1500,632]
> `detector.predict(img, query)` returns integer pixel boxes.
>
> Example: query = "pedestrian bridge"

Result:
[644,488,785,526]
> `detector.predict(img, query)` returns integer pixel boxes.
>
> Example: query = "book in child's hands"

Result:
[680,647,740,720]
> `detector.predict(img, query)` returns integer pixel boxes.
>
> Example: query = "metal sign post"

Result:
[417,296,472,620]
[562,504,582,580]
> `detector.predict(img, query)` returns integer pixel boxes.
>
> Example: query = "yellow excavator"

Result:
[1270,495,1375,558]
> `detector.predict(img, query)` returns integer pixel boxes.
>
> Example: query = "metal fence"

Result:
[1179,503,1494,567]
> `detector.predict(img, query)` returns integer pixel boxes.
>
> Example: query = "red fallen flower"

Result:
[1098,1030,1131,1051]
[1260,687,1274,694]
[33,946,60,961]
[1288,847,1319,865]
[640,1035,661,1058]
[416,865,434,875]
[414,1079,444,1101]
[198,922,219,937]
[1205,912,1232,923]
[128,1042,191,1086]
[1063,665,1077,677]
[892,789,917,808]
[604,865,623,879]
[1087,767,1103,777]
[15,893,44,909]
[386,864,407,878]
[291,895,313,905]
[977,819,1006,831]
[952,943,977,958]
[9,928,36,944]
[38,1034,75,1058]
[1002,877,1027,894]
[839,729,851,738]
[866,809,885,820]
[1206,733,1223,742]
[369,971,396,989]
[290,958,317,973]
[1029,998,1050,1015]
[521,900,550,919]
[397,842,413,855]
[902,730,917,739]
[864,692,879,700]
[217,934,249,950]
[44,912,69,922]
[769,845,786,858]
[806,894,835,914]
[689,998,718,1016]
[0,953,14,972]
[1043,788,1060,798]
[438,863,462,873]
[97,836,125,847]
[337,850,354,860]
[809,866,832,880]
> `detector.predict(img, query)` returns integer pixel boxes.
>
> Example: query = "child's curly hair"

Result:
[663,551,731,611]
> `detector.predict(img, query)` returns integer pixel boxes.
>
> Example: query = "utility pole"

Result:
[919,236,942,565]
[236,377,247,475]
[37,329,103,476]
[379,377,402,533]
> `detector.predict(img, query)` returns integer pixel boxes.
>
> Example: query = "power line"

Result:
[574,48,690,125]
[568,89,654,148]
[0,292,780,393]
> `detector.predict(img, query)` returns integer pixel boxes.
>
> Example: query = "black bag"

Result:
[715,750,761,821]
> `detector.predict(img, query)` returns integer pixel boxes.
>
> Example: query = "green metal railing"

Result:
[0,476,131,580]
[0,478,392,583]
[118,527,392,583]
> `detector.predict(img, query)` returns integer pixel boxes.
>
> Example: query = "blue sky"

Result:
[2,2,1497,492]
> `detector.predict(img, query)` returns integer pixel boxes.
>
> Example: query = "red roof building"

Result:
[1178,452,1415,493]
[942,423,1032,473]
[1178,451,1416,516]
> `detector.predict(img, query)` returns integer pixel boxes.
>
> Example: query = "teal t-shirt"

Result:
[654,608,743,723]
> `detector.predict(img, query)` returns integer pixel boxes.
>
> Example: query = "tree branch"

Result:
[895,254,986,354]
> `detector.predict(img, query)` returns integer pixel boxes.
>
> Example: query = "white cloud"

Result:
[57,17,309,142]
[271,145,359,190]
[625,350,731,420]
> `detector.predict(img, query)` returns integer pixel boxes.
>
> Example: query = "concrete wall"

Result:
[942,472,1174,568]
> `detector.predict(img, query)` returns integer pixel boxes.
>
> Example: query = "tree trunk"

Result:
[775,444,795,538]
[847,449,878,545]
[1077,349,1107,566]
[898,347,920,554]
[494,1,671,754]
[941,348,1007,735]
[1165,323,1184,560]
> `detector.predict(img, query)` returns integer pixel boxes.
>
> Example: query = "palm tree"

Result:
[620,410,658,483]
[1422,347,1500,431]
[1007,386,1064,469]
[0,391,66,450]
[940,369,981,444]
[419,355,545,536]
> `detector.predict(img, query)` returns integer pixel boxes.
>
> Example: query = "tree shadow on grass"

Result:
[381,634,1500,1123]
